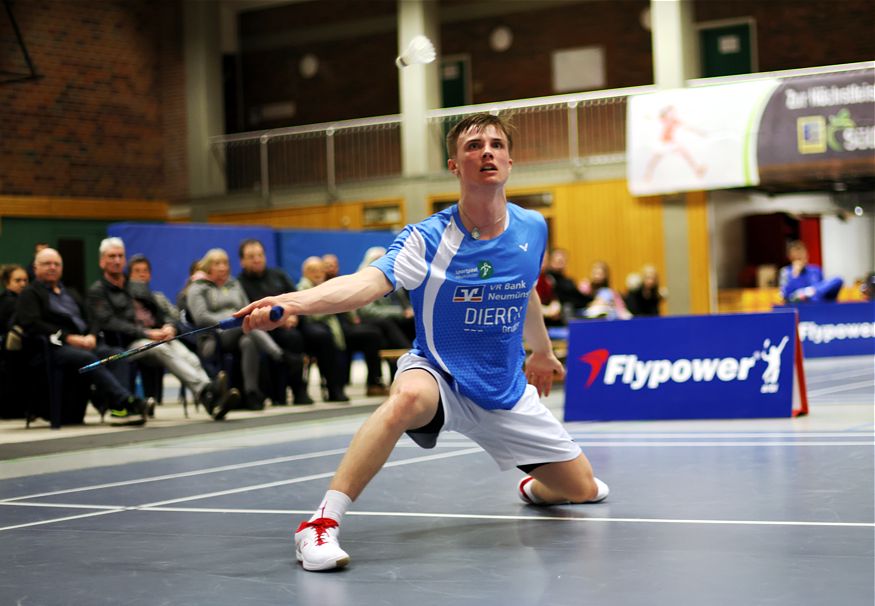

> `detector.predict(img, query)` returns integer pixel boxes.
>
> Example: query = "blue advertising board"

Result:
[564,311,800,421]
[108,222,277,301]
[774,302,875,358]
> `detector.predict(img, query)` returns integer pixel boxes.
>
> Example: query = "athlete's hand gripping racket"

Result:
[78,305,284,374]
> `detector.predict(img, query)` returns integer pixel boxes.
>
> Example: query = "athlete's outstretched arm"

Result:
[523,288,565,396]
[236,267,393,332]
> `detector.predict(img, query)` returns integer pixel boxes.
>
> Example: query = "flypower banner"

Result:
[564,311,800,421]
[774,302,875,358]
[627,67,874,196]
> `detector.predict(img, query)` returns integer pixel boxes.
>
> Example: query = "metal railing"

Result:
[208,61,874,199]
[209,85,655,198]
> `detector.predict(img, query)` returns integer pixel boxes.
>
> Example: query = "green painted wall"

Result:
[0,217,113,294]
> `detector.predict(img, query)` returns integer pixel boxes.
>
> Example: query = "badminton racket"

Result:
[78,305,284,374]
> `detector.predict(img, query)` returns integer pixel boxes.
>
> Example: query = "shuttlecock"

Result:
[396,35,436,68]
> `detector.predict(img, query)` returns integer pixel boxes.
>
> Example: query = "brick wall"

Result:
[0,0,186,200]
[238,0,874,129]
[694,0,875,71]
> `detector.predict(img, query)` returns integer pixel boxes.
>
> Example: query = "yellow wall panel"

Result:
[552,180,665,294]
[0,195,168,220]
[686,191,711,314]
[207,198,405,231]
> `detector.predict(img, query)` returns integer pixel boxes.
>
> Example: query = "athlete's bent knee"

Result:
[378,386,434,431]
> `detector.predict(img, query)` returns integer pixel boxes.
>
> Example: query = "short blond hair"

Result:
[199,248,229,273]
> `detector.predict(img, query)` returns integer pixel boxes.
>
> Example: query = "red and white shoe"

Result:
[294,517,350,571]
[518,476,540,505]
[518,476,610,505]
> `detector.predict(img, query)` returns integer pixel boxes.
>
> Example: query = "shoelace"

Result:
[297,517,339,546]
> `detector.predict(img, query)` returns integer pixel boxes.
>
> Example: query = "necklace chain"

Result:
[459,203,504,240]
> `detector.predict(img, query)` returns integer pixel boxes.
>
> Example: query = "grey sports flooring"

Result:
[1,356,872,606]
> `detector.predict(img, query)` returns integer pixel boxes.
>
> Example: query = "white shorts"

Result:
[398,352,582,471]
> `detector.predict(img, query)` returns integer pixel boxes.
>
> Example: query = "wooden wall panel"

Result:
[686,191,712,314]
[0,196,169,221]
[552,180,665,294]
[208,197,406,231]
[208,202,365,229]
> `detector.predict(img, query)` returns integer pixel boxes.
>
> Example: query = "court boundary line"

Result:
[2,438,871,504]
[0,447,350,504]
[806,380,875,397]
[804,368,872,385]
[3,502,871,530]
[0,447,484,532]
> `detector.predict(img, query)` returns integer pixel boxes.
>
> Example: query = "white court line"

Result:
[141,506,874,529]
[807,380,875,398]
[565,432,875,439]
[805,368,873,385]
[0,448,484,533]
[0,448,349,504]
[0,502,120,510]
[138,447,482,509]
[0,509,123,532]
[572,441,874,447]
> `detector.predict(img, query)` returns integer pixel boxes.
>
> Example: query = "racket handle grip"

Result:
[218,305,284,330]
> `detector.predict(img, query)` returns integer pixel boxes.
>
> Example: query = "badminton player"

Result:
[237,113,609,571]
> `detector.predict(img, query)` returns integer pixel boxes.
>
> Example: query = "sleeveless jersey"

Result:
[372,203,547,410]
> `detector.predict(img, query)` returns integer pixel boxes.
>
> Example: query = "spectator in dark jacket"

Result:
[1,264,28,334]
[624,265,663,316]
[87,238,238,420]
[16,248,147,425]
[237,239,344,403]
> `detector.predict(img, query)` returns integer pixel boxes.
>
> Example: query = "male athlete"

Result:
[237,113,609,572]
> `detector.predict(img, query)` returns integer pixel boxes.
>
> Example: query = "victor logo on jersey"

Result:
[453,285,485,302]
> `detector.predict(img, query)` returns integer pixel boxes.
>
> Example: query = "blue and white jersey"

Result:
[372,203,547,410]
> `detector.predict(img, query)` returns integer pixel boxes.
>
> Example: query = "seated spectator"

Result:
[779,240,843,303]
[862,271,875,301]
[1,264,28,335]
[177,260,208,318]
[127,254,180,324]
[88,239,238,420]
[579,261,632,320]
[187,248,299,410]
[25,242,49,283]
[16,248,148,425]
[624,264,663,316]
[0,264,29,419]
[546,248,592,317]
[356,247,415,380]
[300,256,388,397]
[237,238,322,405]
[536,254,564,326]
[322,253,340,281]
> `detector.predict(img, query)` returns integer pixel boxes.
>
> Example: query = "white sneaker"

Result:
[294,518,350,571]
[517,476,609,505]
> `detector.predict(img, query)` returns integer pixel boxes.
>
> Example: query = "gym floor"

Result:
[1,355,872,606]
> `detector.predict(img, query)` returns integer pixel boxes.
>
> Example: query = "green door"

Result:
[699,22,754,77]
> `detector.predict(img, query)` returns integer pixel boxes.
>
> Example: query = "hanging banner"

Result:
[626,67,875,196]
[626,80,778,196]
[757,69,875,184]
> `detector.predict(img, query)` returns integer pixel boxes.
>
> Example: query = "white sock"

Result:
[309,490,352,523]
[589,477,610,503]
